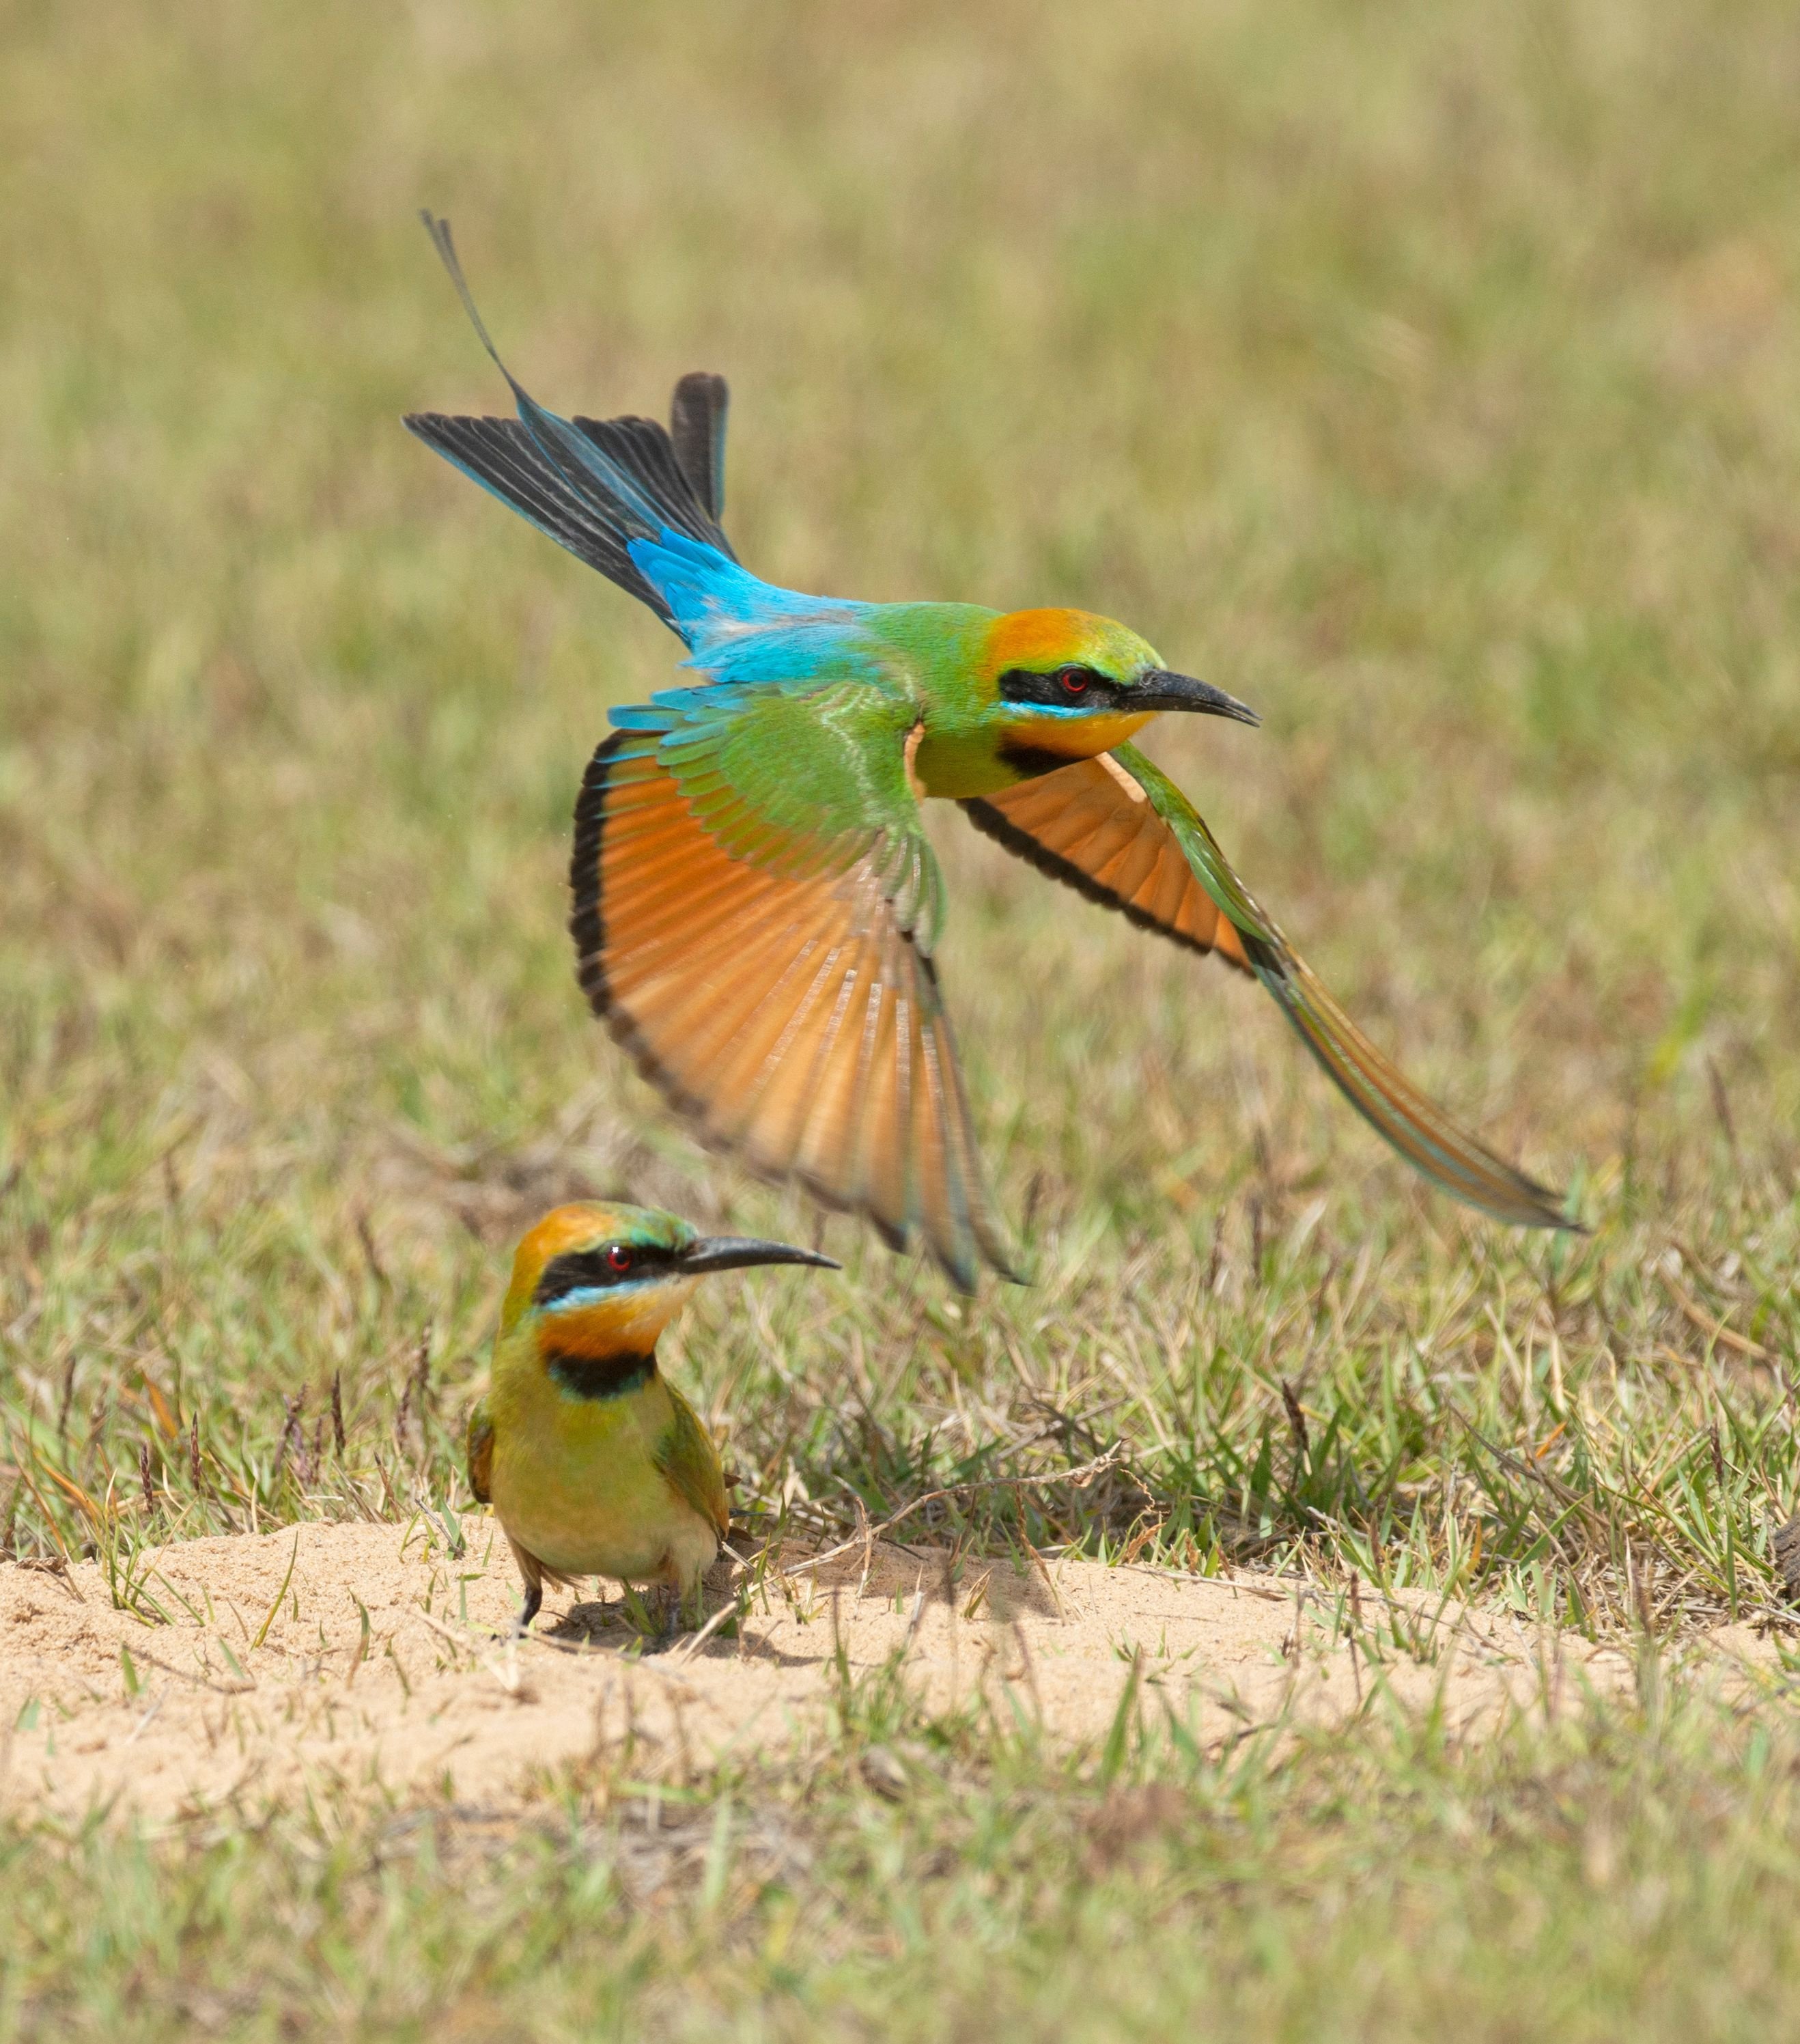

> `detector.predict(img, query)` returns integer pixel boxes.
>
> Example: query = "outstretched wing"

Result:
[962,751,1256,973]
[964,747,1569,1229]
[573,678,1021,1289]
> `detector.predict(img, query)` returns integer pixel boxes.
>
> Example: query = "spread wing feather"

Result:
[966,748,1569,1229]
[964,754,1252,968]
[573,684,1019,1289]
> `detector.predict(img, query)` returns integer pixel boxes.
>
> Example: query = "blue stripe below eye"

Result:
[1013,701,1123,718]
[542,1279,656,1311]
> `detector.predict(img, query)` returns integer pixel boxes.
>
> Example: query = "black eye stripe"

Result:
[997,664,1123,709]
[535,1244,675,1307]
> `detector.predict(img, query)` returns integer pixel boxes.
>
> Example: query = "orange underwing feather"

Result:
[572,731,1020,1289]
[964,755,1252,968]
[965,749,1566,1229]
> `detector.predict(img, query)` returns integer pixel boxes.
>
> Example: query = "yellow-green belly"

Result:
[487,1373,718,1588]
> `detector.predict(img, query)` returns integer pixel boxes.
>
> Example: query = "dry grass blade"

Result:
[1657,1269,1775,1365]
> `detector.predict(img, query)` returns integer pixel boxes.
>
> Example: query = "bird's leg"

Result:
[510,1543,546,1638]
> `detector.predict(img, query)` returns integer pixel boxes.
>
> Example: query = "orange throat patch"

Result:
[994,708,1155,777]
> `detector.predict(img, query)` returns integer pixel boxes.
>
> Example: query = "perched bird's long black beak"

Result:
[679,1235,841,1276]
[1134,670,1260,726]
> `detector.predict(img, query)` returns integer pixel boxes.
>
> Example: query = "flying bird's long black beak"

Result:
[1134,670,1260,726]
[678,1235,841,1276]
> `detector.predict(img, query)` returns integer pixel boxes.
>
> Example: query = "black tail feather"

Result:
[669,373,729,522]
[402,411,677,618]
[569,410,734,561]
[406,214,735,629]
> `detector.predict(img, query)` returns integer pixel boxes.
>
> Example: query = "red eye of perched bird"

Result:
[606,1244,634,1273]
[1058,667,1091,695]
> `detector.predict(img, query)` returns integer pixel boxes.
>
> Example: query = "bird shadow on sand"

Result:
[539,1595,709,1655]
[533,1591,839,1670]
[543,1596,638,1646]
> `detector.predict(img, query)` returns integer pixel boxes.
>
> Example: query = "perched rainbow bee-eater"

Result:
[409,216,1571,1289]
[466,1201,836,1631]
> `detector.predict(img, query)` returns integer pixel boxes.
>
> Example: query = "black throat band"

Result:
[546,1349,658,1401]
[997,740,1082,781]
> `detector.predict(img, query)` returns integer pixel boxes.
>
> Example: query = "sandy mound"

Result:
[0,1519,1750,1826]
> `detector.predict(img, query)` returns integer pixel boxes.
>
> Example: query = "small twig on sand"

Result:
[415,1605,522,1696]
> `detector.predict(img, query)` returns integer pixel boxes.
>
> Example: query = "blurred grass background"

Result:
[3,0,1800,2031]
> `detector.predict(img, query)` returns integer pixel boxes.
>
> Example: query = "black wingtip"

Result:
[1523,1209,1586,1236]
[939,1243,1033,1293]
[1509,1166,1585,1235]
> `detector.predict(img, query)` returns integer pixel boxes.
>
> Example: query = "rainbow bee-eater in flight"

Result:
[408,216,1571,1290]
[467,1201,836,1632]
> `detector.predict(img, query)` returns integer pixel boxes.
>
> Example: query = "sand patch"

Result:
[0,1520,1764,1826]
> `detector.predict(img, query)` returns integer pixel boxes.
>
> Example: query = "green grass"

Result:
[10,1662,1800,2041]
[3,0,1800,2032]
